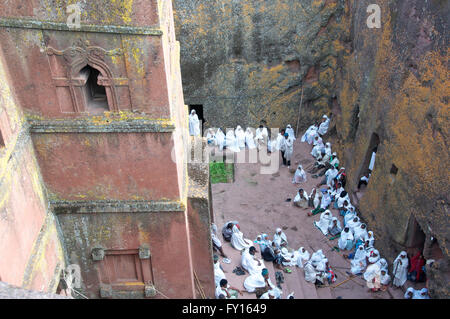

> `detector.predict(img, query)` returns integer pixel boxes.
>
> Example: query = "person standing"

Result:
[189,109,201,136]
[392,251,409,288]
[283,133,294,168]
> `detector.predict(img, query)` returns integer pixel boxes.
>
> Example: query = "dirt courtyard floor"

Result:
[211,139,407,299]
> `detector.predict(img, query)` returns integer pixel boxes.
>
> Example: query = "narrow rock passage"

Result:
[212,139,405,299]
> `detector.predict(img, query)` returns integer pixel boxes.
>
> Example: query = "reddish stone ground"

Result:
[212,139,407,299]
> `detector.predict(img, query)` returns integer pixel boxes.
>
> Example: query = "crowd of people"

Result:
[206,112,430,299]
[297,115,430,298]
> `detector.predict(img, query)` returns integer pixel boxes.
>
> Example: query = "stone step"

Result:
[296,266,320,299]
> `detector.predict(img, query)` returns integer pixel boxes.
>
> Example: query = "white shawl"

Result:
[231,225,252,251]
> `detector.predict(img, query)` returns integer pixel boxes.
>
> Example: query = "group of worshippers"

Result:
[298,114,416,294]
[212,220,340,299]
[203,123,297,168]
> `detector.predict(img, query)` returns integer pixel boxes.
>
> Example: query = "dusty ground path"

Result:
[211,138,405,299]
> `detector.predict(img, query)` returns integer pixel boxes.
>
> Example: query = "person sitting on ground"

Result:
[344,210,358,228]
[358,171,371,189]
[259,289,277,299]
[408,251,426,283]
[324,260,337,285]
[230,224,253,251]
[274,228,288,249]
[292,165,307,184]
[308,187,321,209]
[294,188,309,209]
[215,279,244,299]
[304,259,321,284]
[328,217,343,238]
[353,223,369,244]
[392,251,409,288]
[331,182,344,201]
[318,114,330,136]
[311,139,324,159]
[413,288,430,299]
[335,167,346,188]
[294,247,310,268]
[222,221,238,242]
[404,287,416,299]
[273,248,291,270]
[346,216,362,235]
[261,241,277,262]
[213,254,227,287]
[244,268,280,298]
[314,210,334,236]
[377,258,388,272]
[211,223,227,258]
[364,250,382,292]
[379,269,391,291]
[350,245,367,275]
[258,234,271,256]
[301,123,319,144]
[316,164,339,188]
[336,191,350,213]
[338,227,354,251]
[241,246,265,276]
[309,189,331,216]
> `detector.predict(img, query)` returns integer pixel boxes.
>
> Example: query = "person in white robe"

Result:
[215,279,243,299]
[347,216,362,234]
[260,289,276,299]
[324,142,332,156]
[286,124,296,141]
[404,287,416,299]
[344,208,357,227]
[206,128,216,146]
[244,128,257,149]
[304,260,320,284]
[275,129,285,151]
[369,151,376,171]
[364,258,382,291]
[311,142,324,159]
[318,115,330,136]
[313,135,323,147]
[324,166,339,187]
[294,188,309,208]
[189,109,201,136]
[367,231,375,247]
[351,245,367,275]
[225,130,241,152]
[353,224,369,244]
[255,125,268,150]
[294,247,310,268]
[314,210,333,235]
[241,247,265,275]
[235,126,246,149]
[273,228,288,249]
[338,227,354,251]
[301,124,318,144]
[379,269,391,291]
[230,224,252,251]
[283,133,294,168]
[309,187,321,209]
[377,258,388,272]
[413,288,430,299]
[244,268,279,296]
[211,223,227,257]
[213,255,226,287]
[215,128,225,151]
[292,165,307,184]
[392,251,409,288]
[280,247,296,267]
[328,217,342,237]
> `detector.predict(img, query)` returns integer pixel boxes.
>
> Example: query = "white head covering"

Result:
[404,287,415,299]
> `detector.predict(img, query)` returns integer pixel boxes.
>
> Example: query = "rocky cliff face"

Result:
[174,0,449,298]
[173,0,348,130]
[335,0,449,298]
